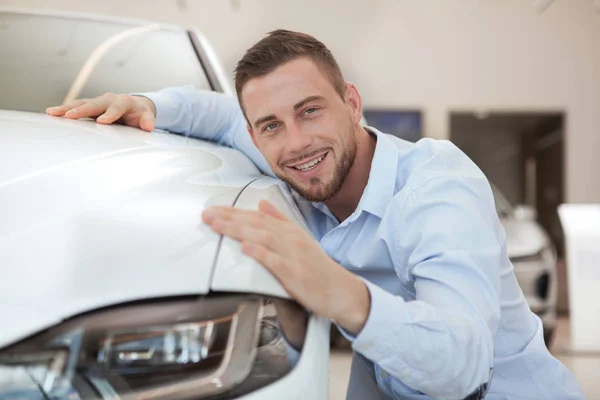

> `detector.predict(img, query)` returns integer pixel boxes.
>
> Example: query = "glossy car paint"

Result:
[0,110,331,399]
[503,218,558,332]
[0,110,260,347]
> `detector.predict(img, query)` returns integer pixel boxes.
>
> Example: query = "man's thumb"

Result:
[140,111,155,132]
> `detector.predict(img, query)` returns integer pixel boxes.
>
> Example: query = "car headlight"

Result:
[0,295,279,400]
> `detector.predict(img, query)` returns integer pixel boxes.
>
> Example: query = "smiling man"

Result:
[47,30,583,400]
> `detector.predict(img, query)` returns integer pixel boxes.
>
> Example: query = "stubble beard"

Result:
[277,134,357,203]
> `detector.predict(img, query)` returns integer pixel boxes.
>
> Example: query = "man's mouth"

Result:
[287,151,328,172]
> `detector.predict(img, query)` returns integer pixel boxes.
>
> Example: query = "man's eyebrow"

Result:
[293,95,325,111]
[253,114,277,128]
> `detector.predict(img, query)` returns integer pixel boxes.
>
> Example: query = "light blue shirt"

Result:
[141,87,584,400]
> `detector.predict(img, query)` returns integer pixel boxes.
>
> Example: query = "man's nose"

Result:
[286,121,313,152]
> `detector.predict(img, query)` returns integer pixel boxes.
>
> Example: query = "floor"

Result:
[328,317,600,399]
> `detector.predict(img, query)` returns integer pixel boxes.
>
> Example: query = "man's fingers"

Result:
[97,103,126,124]
[242,242,284,276]
[46,99,87,116]
[63,101,109,119]
[139,111,156,132]
[211,217,283,251]
[242,242,302,299]
[203,206,280,227]
[258,200,288,221]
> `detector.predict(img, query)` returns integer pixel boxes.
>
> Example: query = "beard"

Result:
[276,133,357,203]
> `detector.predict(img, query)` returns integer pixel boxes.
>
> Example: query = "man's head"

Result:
[235,30,364,202]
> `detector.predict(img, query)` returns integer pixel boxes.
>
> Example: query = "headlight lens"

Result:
[0,295,270,399]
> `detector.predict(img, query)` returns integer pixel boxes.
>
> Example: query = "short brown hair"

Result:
[234,30,346,117]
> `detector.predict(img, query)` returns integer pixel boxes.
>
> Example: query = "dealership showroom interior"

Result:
[1,0,600,399]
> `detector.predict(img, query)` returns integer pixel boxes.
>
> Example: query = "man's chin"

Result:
[274,169,340,202]
[286,179,337,202]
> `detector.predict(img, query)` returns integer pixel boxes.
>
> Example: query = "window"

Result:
[0,12,210,112]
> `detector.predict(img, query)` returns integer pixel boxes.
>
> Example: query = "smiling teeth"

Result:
[295,155,324,171]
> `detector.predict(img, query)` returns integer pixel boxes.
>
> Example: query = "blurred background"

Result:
[1,0,599,398]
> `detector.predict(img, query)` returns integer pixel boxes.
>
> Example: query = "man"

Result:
[47,30,583,399]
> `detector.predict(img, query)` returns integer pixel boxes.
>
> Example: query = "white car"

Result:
[492,186,558,345]
[0,110,331,399]
[0,9,330,400]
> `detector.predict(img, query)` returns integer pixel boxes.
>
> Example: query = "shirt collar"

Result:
[304,127,399,221]
[356,127,399,219]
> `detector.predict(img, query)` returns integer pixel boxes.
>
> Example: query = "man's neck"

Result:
[324,127,376,222]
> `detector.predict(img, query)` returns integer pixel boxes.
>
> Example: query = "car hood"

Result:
[501,217,548,258]
[0,110,266,347]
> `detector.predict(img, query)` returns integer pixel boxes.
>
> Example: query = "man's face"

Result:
[241,58,361,202]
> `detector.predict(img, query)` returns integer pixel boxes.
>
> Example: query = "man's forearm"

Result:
[341,280,494,400]
[136,86,274,176]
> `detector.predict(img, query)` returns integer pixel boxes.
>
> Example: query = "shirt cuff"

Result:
[132,86,193,131]
[341,278,408,361]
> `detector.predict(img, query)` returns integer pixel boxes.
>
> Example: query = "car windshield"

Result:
[0,11,211,112]
[491,184,514,219]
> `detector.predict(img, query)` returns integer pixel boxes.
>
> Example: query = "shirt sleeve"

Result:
[134,86,274,176]
[346,176,501,400]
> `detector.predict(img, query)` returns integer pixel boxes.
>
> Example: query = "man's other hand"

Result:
[45,93,157,132]
[202,200,371,336]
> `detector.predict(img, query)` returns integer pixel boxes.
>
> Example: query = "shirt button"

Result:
[380,371,388,379]
[359,344,371,351]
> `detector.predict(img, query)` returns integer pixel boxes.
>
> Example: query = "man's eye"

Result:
[264,123,278,131]
[304,107,318,115]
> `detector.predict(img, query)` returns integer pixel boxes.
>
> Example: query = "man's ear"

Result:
[344,83,363,125]
[247,125,259,149]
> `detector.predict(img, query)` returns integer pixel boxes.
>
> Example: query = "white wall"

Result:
[3,0,599,202]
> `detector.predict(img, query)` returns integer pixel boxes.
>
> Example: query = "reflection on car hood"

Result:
[501,218,548,258]
[0,110,263,347]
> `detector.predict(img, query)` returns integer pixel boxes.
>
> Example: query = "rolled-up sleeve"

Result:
[135,86,274,176]
[344,176,501,399]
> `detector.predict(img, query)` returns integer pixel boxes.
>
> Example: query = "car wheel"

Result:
[544,326,555,348]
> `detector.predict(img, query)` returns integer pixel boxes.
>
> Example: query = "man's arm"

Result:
[137,86,274,176]
[47,87,274,176]
[342,176,501,399]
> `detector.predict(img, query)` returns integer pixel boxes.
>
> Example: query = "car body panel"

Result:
[1,9,329,398]
[240,313,330,400]
[0,110,268,348]
[498,207,558,338]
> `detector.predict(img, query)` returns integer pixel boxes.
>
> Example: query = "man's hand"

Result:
[45,93,157,132]
[202,200,371,335]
